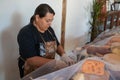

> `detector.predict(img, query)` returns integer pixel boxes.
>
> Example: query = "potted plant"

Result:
[89,0,106,41]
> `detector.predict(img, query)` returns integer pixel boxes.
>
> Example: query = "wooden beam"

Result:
[61,0,67,49]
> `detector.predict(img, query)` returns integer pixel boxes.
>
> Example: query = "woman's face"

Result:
[35,12,54,32]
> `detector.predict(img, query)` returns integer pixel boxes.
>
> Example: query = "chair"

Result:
[104,11,120,31]
[111,1,120,11]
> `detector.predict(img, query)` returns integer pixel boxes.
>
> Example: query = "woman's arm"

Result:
[26,56,53,68]
[56,45,65,56]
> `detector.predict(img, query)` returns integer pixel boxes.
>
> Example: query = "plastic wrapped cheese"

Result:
[111,45,120,56]
[103,54,120,65]
[71,73,85,80]
[103,54,120,71]
[87,45,111,56]
[81,59,105,75]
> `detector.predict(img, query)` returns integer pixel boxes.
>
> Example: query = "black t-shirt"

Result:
[17,23,60,59]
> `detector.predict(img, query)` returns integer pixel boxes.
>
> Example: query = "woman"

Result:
[17,4,74,78]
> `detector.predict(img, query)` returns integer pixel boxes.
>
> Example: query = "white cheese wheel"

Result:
[72,73,85,80]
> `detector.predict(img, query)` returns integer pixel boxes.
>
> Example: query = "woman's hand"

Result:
[61,54,75,66]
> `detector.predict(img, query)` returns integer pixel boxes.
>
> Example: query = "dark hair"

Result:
[35,4,55,17]
[30,4,55,23]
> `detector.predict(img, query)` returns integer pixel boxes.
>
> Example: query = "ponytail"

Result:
[30,15,35,23]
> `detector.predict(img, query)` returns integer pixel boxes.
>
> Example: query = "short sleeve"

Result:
[17,28,37,59]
